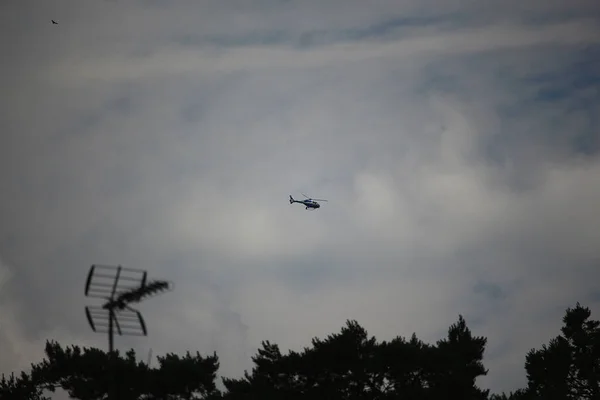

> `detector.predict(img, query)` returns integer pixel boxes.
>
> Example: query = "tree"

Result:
[222,320,384,399]
[377,332,435,399]
[0,340,221,400]
[429,315,490,399]
[522,302,600,400]
[0,371,50,400]
[223,316,490,399]
[489,389,531,400]
[10,304,599,399]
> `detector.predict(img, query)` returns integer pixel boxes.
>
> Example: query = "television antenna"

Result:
[84,264,172,353]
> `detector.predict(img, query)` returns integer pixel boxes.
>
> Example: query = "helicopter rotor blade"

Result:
[300,193,327,201]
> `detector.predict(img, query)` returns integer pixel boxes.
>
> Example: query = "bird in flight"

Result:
[51,20,58,24]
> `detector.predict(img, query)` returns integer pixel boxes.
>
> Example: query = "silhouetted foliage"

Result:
[489,390,530,400]
[221,317,489,399]
[2,303,599,400]
[431,315,490,399]
[0,340,220,400]
[0,372,49,400]
[520,302,600,400]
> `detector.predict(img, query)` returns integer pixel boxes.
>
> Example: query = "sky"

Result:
[1,0,600,397]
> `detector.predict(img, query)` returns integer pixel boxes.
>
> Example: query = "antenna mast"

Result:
[84,264,171,352]
[84,264,172,399]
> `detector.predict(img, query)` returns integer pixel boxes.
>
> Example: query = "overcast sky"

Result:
[1,0,600,397]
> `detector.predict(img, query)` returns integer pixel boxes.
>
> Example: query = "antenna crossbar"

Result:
[84,264,169,354]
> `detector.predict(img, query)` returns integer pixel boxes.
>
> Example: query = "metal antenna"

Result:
[84,265,171,400]
[84,264,172,353]
[147,348,153,367]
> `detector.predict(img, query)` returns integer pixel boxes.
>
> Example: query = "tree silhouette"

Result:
[522,302,600,400]
[0,371,49,400]
[221,320,383,399]
[489,390,531,400]
[377,332,434,398]
[3,303,599,400]
[0,340,221,400]
[222,316,489,399]
[429,315,490,399]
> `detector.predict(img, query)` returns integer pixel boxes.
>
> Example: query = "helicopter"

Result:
[289,193,328,210]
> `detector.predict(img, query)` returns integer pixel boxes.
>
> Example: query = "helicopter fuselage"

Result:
[299,200,320,209]
[290,195,321,209]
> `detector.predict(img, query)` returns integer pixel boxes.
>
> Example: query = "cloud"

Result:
[1,0,600,396]
[50,19,599,83]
